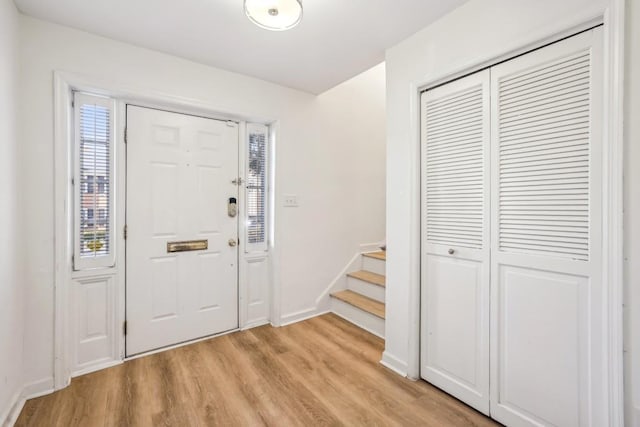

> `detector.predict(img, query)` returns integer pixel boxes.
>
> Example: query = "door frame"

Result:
[409,3,625,424]
[53,71,277,390]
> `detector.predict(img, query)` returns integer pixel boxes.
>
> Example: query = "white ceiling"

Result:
[14,0,467,94]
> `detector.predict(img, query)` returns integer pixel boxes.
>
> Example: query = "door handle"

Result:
[228,238,238,247]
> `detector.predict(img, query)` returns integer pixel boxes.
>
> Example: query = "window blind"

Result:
[245,123,268,251]
[74,93,115,269]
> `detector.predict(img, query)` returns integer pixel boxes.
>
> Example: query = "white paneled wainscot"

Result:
[70,272,120,375]
[242,255,271,328]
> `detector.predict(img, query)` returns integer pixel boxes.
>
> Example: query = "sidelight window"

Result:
[74,92,115,269]
[245,123,269,252]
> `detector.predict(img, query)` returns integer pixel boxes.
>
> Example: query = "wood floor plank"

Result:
[15,314,496,427]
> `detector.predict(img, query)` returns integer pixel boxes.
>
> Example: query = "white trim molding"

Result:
[1,389,24,427]
[21,378,55,400]
[279,308,331,327]
[1,377,56,426]
[603,1,626,424]
[380,351,409,377]
[53,72,74,391]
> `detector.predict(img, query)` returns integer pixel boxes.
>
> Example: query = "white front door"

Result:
[420,70,491,415]
[125,106,239,356]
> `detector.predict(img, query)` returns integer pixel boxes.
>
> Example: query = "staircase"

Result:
[330,251,386,338]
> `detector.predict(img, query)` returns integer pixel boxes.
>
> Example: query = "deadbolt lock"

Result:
[228,238,238,247]
[228,197,237,217]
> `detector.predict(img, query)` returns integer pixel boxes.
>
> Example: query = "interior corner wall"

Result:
[278,62,387,318]
[18,15,386,389]
[0,0,24,421]
[383,0,608,376]
[624,0,640,424]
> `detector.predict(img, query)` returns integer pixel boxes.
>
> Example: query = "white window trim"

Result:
[73,92,116,270]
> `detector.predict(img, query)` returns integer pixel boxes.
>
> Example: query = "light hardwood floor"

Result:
[16,314,497,426]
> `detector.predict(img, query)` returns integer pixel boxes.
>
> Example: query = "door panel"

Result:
[490,27,604,427]
[126,106,239,356]
[421,69,491,415]
[424,255,484,389]
[497,266,587,427]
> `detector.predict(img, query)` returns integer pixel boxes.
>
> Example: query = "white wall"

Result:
[0,0,23,421]
[279,62,386,318]
[383,0,609,375]
[624,0,640,424]
[18,16,385,389]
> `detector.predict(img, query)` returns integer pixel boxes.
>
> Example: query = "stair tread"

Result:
[331,290,385,319]
[363,251,386,261]
[347,270,385,287]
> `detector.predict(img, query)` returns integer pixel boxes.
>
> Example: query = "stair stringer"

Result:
[315,252,363,313]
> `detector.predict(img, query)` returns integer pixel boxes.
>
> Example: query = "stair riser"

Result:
[347,277,385,303]
[330,299,385,338]
[362,256,385,275]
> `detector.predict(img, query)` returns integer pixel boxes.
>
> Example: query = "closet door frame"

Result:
[412,8,625,425]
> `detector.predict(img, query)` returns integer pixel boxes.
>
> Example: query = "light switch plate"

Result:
[283,194,298,207]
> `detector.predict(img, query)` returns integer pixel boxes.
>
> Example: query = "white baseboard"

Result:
[279,307,330,327]
[72,359,122,379]
[22,377,54,400]
[1,377,57,426]
[1,388,24,427]
[241,319,270,331]
[380,351,409,377]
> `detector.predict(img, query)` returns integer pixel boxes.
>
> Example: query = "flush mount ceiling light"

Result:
[244,0,303,31]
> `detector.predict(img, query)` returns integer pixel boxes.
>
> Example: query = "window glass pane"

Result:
[247,128,267,245]
[79,102,111,259]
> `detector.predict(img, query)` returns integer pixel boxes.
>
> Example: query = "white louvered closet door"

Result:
[420,70,491,415]
[490,28,604,427]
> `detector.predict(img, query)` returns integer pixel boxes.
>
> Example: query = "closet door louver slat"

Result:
[497,50,592,261]
[424,86,485,250]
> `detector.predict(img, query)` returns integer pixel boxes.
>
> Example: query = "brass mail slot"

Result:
[167,239,208,253]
